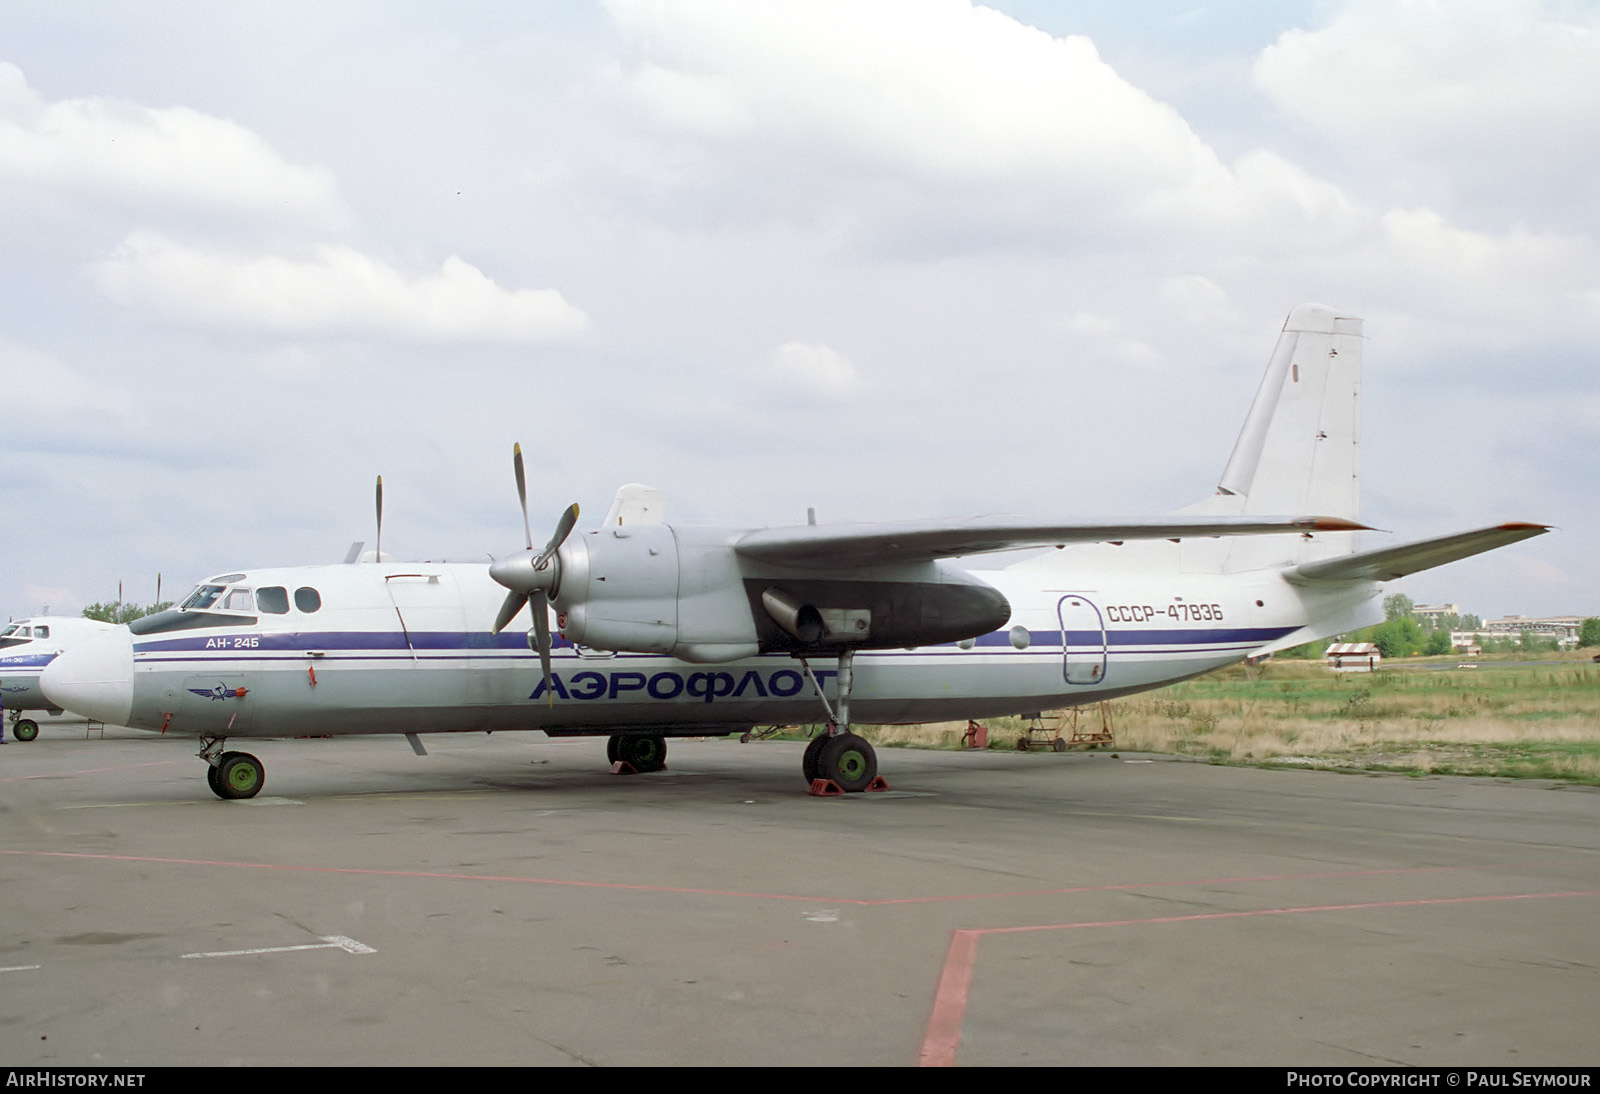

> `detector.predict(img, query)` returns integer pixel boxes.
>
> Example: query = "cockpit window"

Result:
[1,624,22,638]
[223,588,254,612]
[294,587,322,613]
[181,585,227,610]
[33,625,48,639]
[256,587,290,614]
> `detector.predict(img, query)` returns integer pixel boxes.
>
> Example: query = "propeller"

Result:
[488,443,580,699]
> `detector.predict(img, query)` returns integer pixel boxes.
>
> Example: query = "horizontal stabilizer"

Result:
[1284,523,1549,586]
[736,515,1367,568]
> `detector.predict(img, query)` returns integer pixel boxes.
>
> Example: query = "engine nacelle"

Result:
[550,523,1010,663]
[554,523,688,655]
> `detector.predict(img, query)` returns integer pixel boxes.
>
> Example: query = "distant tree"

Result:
[1580,618,1600,648]
[1383,593,1415,622]
[83,601,173,624]
[1424,629,1454,656]
[1477,633,1512,654]
[1519,629,1557,653]
[1372,617,1425,658]
[1460,613,1482,631]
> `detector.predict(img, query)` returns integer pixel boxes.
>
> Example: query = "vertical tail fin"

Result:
[1185,304,1363,569]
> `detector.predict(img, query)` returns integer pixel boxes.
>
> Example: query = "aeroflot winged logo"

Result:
[188,683,248,701]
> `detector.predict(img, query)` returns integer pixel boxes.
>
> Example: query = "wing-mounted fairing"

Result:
[497,507,1366,664]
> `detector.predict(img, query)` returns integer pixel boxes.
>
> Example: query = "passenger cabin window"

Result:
[181,585,227,610]
[256,587,290,614]
[294,587,322,613]
[223,589,254,612]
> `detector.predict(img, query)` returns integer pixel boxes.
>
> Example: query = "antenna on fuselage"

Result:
[375,476,384,564]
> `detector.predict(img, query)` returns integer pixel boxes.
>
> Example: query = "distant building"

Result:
[1326,642,1382,672]
[1413,603,1461,627]
[1482,615,1584,647]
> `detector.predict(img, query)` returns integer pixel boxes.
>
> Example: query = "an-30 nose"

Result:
[41,628,134,726]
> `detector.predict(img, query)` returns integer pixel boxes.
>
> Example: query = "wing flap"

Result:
[1284,523,1550,585]
[735,515,1366,568]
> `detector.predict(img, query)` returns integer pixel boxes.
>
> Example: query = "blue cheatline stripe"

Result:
[133,625,1297,657]
[974,626,1295,647]
[133,638,1284,670]
[133,630,556,654]
[0,653,57,669]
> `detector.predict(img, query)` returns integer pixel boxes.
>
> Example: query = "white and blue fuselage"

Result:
[42,554,1367,741]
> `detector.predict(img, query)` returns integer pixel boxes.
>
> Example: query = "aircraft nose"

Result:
[41,628,134,726]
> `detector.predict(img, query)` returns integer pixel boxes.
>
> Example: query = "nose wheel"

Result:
[199,738,265,800]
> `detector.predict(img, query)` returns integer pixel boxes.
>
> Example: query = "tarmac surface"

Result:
[1,723,1596,1067]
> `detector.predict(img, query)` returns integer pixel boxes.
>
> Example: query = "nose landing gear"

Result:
[199,737,265,800]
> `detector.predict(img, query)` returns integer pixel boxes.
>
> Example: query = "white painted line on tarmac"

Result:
[181,934,376,959]
[1,965,43,972]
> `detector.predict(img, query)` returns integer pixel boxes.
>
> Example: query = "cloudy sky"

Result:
[2,0,1594,622]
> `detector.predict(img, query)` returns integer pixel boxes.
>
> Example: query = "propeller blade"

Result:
[537,503,580,569]
[492,590,528,635]
[513,443,533,551]
[532,605,554,706]
[375,475,384,562]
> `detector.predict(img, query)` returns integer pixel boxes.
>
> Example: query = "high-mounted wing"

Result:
[735,514,1367,568]
[1283,523,1550,586]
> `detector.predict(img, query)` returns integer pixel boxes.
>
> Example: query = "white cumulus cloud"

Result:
[600,0,1368,251]
[764,340,865,400]
[0,62,340,221]
[91,230,590,343]
[1254,0,1600,224]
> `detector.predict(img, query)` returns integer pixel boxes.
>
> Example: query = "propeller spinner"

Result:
[489,443,579,697]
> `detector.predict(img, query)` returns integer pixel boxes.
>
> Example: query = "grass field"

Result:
[831,654,1600,785]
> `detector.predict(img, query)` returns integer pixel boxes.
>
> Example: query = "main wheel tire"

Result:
[206,763,223,798]
[215,751,265,800]
[616,735,667,773]
[13,719,39,742]
[816,733,877,793]
[605,735,621,764]
[802,733,829,783]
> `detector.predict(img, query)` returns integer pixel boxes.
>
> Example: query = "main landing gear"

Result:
[798,649,884,795]
[199,737,265,800]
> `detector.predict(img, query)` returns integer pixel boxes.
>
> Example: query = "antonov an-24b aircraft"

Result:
[41,305,1546,799]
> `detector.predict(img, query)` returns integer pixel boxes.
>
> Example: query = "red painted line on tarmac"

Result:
[916,889,1598,1067]
[919,930,981,1068]
[0,851,1547,909]
[0,850,842,903]
[0,760,178,784]
[856,862,1544,906]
